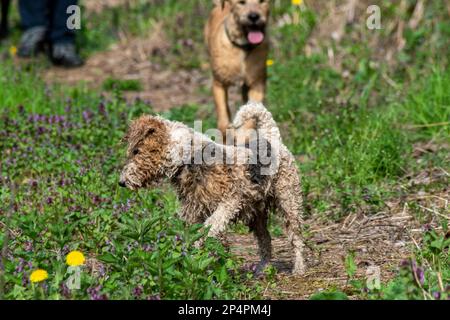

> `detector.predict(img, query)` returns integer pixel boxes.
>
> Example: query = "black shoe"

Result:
[17,26,47,57]
[50,43,84,68]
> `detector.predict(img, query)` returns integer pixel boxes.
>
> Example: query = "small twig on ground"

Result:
[417,205,449,220]
[436,272,445,292]
[403,121,450,129]
[382,72,400,89]
[0,221,19,238]
[409,235,421,251]
[437,167,449,177]
[408,0,425,29]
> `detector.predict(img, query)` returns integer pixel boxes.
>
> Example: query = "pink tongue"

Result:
[247,31,264,45]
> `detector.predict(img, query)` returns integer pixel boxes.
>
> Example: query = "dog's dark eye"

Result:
[238,0,246,5]
[133,149,139,156]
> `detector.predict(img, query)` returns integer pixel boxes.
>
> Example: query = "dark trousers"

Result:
[1,0,10,34]
[19,0,78,44]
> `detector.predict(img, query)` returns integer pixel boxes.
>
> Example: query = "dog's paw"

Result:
[254,260,270,277]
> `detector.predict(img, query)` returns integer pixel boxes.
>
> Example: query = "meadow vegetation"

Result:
[0,0,448,299]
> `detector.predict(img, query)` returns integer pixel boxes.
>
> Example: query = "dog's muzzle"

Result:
[119,162,141,190]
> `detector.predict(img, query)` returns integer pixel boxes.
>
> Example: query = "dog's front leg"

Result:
[213,80,231,136]
[248,81,266,103]
[202,198,241,242]
[242,84,249,103]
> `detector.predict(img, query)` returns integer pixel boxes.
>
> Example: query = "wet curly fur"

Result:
[119,102,306,274]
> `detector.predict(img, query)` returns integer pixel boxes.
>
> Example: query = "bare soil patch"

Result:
[44,25,211,111]
[83,0,139,14]
[229,185,448,299]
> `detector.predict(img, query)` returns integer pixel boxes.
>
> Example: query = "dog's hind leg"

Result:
[249,211,272,273]
[274,164,306,275]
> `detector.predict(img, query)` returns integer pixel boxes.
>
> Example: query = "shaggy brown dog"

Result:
[205,0,270,135]
[119,102,306,275]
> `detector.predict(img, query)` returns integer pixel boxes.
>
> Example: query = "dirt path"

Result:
[44,23,211,111]
[229,187,448,299]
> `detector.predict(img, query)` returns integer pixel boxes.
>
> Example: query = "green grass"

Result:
[103,78,142,92]
[0,0,449,300]
[0,62,265,300]
[268,54,449,218]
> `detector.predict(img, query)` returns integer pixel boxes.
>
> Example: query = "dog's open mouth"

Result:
[243,23,266,45]
[247,30,265,45]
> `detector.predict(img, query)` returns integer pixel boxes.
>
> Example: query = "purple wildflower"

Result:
[22,274,29,286]
[132,286,143,298]
[60,283,71,299]
[87,285,108,300]
[82,110,93,123]
[409,259,425,285]
[64,99,72,114]
[91,195,102,205]
[37,126,46,135]
[98,102,107,116]
[432,291,441,300]
[24,241,33,252]
[400,259,410,268]
[15,258,26,274]
[157,232,167,241]
[98,264,106,277]
[142,243,153,252]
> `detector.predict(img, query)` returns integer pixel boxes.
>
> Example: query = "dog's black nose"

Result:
[248,12,261,22]
[118,181,126,188]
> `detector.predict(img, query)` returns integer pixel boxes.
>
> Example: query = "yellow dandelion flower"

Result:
[292,0,303,6]
[9,46,17,57]
[30,269,48,283]
[266,59,274,67]
[66,250,85,267]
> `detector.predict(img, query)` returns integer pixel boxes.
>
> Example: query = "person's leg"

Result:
[19,0,48,30]
[49,0,83,67]
[49,0,77,44]
[17,0,49,57]
[1,0,11,38]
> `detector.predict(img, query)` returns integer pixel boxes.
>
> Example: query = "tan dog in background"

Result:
[205,0,270,137]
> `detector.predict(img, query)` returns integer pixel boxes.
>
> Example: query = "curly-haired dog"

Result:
[205,0,270,135]
[119,102,306,274]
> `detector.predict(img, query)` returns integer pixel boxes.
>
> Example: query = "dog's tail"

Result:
[232,101,281,143]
